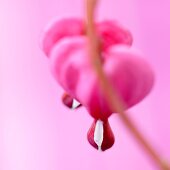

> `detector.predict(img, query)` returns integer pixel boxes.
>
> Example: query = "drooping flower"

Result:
[40,18,154,151]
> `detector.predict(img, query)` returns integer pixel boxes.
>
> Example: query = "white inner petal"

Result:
[94,120,104,151]
[72,99,80,109]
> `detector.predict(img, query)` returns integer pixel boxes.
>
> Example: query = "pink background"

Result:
[1,0,170,169]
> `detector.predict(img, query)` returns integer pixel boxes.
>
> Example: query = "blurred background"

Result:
[0,0,170,169]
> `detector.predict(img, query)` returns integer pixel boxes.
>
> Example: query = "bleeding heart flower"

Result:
[40,18,154,151]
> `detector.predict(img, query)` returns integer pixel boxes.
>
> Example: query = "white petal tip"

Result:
[72,99,80,109]
[94,120,104,149]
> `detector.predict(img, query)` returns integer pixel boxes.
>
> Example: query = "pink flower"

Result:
[40,18,154,151]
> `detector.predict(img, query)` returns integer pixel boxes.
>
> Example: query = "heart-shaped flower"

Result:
[40,18,154,151]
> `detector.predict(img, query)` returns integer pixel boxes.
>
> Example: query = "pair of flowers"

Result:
[40,18,154,151]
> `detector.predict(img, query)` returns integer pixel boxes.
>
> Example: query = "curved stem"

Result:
[85,0,170,169]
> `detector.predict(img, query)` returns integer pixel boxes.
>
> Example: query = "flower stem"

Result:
[85,0,170,169]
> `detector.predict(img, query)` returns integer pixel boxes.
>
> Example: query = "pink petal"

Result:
[97,20,133,50]
[48,36,154,120]
[40,18,84,56]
